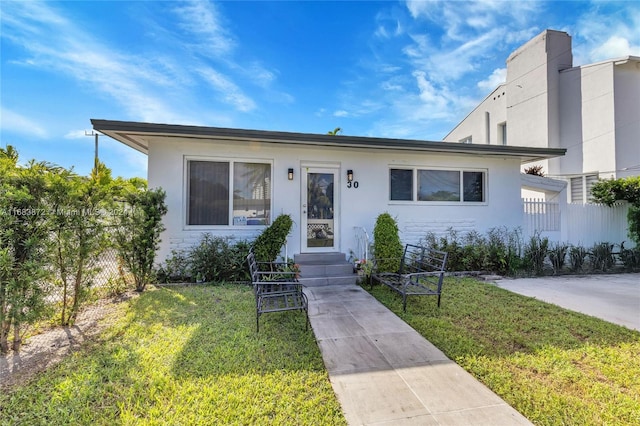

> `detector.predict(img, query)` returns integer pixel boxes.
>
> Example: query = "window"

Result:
[498,122,507,145]
[418,170,460,201]
[188,160,271,226]
[463,171,484,202]
[390,169,413,201]
[570,174,598,204]
[459,136,473,144]
[389,167,485,203]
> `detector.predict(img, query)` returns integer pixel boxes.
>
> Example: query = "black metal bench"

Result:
[246,250,309,332]
[370,244,448,312]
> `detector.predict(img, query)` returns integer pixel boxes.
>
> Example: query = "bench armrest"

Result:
[254,270,298,281]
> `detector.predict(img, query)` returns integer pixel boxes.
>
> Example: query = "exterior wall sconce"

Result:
[347,169,354,182]
[288,168,294,180]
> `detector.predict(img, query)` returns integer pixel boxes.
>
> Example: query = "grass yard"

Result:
[0,285,346,426]
[365,277,640,426]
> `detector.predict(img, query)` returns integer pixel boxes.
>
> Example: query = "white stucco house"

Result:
[92,119,564,262]
[444,29,640,204]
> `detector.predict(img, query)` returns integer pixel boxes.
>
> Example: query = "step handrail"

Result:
[353,226,370,263]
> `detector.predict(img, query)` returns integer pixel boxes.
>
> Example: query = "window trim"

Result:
[183,156,274,229]
[388,166,488,205]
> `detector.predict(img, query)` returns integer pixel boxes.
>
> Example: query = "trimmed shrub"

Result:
[372,213,403,273]
[252,214,294,262]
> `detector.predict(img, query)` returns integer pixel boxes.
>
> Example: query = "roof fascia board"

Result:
[91,119,565,162]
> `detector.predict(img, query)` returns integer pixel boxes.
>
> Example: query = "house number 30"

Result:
[347,181,359,189]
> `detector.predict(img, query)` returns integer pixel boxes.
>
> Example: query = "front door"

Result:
[302,167,339,252]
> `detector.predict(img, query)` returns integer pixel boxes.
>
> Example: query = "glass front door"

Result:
[302,167,338,252]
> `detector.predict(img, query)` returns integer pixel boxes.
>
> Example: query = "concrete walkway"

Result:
[304,285,531,425]
[493,273,640,331]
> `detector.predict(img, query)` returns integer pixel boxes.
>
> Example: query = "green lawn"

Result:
[365,277,640,426]
[0,285,346,426]
[4,279,639,425]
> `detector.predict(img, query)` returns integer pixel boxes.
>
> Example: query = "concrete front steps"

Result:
[294,252,358,287]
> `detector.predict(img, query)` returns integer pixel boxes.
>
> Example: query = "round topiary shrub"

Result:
[372,212,403,272]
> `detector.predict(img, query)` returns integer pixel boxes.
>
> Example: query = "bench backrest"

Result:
[247,250,260,283]
[398,244,448,275]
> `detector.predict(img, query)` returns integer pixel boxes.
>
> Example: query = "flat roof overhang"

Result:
[91,119,566,164]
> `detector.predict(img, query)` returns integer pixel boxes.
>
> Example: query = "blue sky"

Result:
[2,1,639,179]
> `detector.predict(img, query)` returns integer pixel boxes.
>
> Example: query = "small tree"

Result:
[49,163,112,325]
[372,213,403,273]
[114,188,167,292]
[591,176,640,245]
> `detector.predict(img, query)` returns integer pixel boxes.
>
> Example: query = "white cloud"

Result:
[573,6,640,64]
[413,71,448,112]
[591,36,640,61]
[477,68,506,91]
[197,68,256,112]
[1,2,195,124]
[172,0,234,56]
[1,0,276,126]
[334,110,349,117]
[405,0,439,20]
[64,129,91,139]
[0,107,47,138]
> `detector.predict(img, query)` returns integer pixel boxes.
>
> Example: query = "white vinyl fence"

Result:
[523,199,631,247]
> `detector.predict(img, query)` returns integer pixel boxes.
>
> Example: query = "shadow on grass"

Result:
[130,284,323,378]
[1,284,345,426]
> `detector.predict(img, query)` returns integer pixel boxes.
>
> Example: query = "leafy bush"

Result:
[252,214,293,262]
[523,233,549,276]
[569,245,588,273]
[0,157,52,353]
[421,231,450,271]
[156,249,192,283]
[158,237,251,283]
[423,229,464,272]
[190,234,231,283]
[460,230,486,271]
[423,227,523,275]
[548,242,569,274]
[486,227,524,275]
[114,188,168,292]
[628,206,640,246]
[372,213,403,273]
[619,242,640,272]
[591,176,640,245]
[589,242,615,272]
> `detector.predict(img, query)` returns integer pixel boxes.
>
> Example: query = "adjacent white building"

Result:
[444,29,640,203]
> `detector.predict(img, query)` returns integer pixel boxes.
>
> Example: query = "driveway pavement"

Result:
[493,273,640,331]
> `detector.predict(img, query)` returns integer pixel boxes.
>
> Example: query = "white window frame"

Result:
[183,156,273,229]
